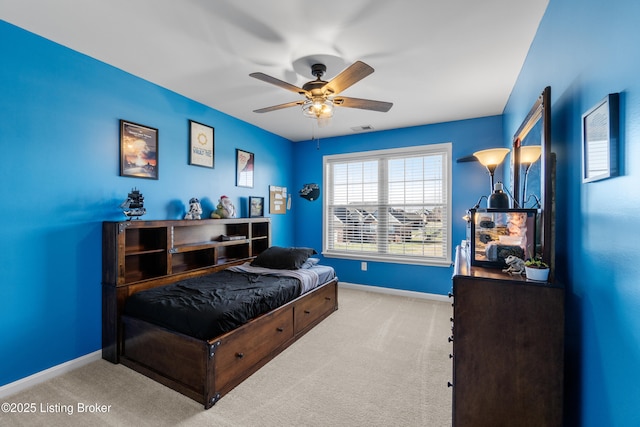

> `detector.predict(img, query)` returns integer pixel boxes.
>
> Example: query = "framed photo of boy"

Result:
[189,120,214,168]
[120,120,158,180]
[236,149,254,188]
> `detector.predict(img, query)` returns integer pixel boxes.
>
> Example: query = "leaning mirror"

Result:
[511,86,553,268]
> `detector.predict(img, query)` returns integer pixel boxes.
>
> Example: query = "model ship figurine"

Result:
[120,188,146,220]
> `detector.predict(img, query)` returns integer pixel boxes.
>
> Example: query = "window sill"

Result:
[322,252,452,267]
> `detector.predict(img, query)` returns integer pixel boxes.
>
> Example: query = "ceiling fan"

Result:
[249,61,393,123]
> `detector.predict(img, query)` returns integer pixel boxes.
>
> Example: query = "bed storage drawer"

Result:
[213,305,294,390]
[294,282,337,334]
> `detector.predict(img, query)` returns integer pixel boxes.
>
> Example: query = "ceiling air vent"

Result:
[351,125,374,132]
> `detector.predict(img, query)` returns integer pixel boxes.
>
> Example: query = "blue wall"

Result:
[12,2,640,423]
[0,21,295,386]
[504,0,640,425]
[293,116,504,295]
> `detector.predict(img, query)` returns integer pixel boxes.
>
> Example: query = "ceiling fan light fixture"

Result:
[302,98,334,119]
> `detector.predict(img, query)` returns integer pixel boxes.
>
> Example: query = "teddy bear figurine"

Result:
[211,195,236,219]
[184,197,203,220]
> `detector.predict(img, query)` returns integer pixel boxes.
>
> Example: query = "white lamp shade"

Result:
[520,145,542,164]
[473,148,510,167]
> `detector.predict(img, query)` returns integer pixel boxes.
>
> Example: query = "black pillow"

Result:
[251,246,317,270]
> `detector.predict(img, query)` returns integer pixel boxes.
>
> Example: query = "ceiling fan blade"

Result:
[253,100,305,113]
[333,96,393,112]
[324,61,374,95]
[250,72,308,96]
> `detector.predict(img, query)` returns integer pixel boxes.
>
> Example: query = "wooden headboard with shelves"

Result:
[101,217,271,363]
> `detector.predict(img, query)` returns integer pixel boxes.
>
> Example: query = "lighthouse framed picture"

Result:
[120,120,159,180]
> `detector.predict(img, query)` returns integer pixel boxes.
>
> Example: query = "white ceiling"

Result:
[1,0,548,142]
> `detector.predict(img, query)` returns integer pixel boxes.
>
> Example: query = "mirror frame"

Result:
[512,86,553,267]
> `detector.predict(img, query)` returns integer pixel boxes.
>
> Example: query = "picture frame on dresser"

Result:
[119,120,158,180]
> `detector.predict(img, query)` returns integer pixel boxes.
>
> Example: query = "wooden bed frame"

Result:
[102,218,338,408]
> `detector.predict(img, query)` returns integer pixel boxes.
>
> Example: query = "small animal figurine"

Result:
[211,195,236,219]
[502,255,526,275]
[184,197,203,220]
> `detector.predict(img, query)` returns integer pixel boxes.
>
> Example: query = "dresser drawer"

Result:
[214,305,293,389]
[294,283,336,334]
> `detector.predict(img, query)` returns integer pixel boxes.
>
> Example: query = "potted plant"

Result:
[525,256,550,281]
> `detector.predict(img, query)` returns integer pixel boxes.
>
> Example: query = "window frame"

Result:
[322,142,452,267]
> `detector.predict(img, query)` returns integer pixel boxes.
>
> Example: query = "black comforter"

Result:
[124,270,302,340]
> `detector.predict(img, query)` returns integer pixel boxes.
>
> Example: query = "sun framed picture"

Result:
[189,120,214,168]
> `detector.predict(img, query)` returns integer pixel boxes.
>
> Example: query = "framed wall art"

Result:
[582,93,619,183]
[249,196,264,217]
[236,149,254,188]
[189,120,214,168]
[120,120,158,180]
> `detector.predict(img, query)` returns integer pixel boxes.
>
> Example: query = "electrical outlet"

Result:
[361,261,367,271]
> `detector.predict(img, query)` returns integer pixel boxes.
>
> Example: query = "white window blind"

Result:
[323,143,452,266]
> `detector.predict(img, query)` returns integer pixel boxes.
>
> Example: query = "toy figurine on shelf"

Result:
[211,195,236,219]
[184,197,203,220]
[120,188,146,220]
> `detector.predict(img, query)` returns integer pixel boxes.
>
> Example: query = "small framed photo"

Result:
[236,149,254,188]
[582,93,619,183]
[120,120,158,179]
[189,120,214,168]
[249,196,264,217]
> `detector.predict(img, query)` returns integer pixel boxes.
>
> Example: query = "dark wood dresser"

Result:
[450,245,564,427]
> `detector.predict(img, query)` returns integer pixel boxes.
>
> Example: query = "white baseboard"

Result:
[338,282,451,302]
[0,350,102,399]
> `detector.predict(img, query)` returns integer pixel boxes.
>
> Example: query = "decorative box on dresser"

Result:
[450,244,564,427]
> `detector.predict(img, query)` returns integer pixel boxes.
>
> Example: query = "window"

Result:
[323,143,451,266]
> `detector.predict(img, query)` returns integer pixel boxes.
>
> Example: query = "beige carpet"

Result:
[2,287,452,427]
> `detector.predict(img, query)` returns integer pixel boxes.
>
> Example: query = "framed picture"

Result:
[236,149,254,188]
[582,93,619,183]
[249,196,264,217]
[120,120,158,179]
[189,120,214,168]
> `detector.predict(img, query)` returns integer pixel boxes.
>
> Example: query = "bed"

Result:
[107,245,338,409]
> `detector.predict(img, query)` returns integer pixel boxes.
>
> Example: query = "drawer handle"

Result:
[276,327,284,332]
[448,336,454,343]
[304,310,311,314]
[324,297,331,301]
[236,352,244,359]
[447,382,453,388]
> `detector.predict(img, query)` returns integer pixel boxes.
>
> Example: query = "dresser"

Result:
[450,245,564,427]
